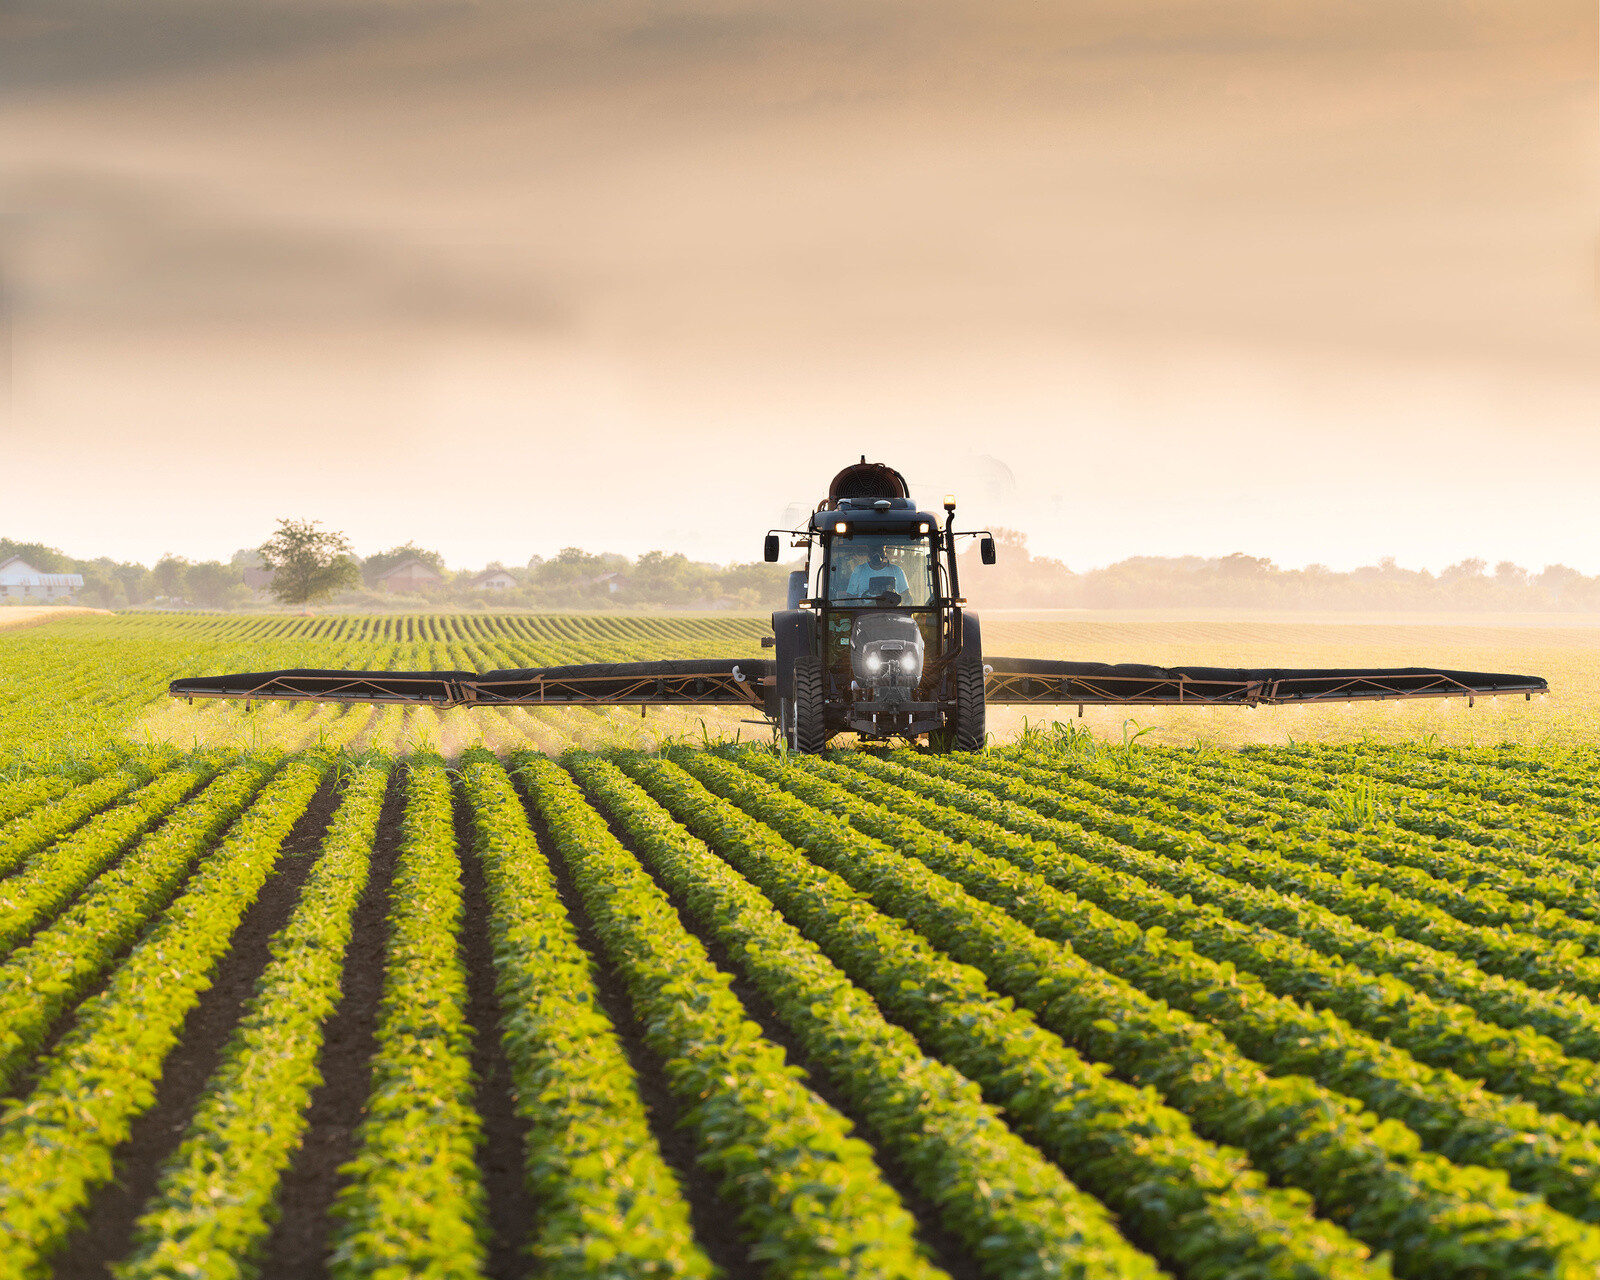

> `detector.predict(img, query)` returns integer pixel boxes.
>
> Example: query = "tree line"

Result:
[1,522,793,610]
[8,523,1600,612]
[958,530,1600,611]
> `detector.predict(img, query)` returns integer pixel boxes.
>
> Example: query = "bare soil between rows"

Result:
[259,769,405,1278]
[455,788,540,1278]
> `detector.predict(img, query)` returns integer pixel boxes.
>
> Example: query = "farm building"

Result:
[470,568,519,591]
[0,556,83,601]
[375,559,443,593]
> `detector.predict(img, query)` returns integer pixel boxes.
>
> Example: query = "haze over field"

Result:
[3,1,1594,572]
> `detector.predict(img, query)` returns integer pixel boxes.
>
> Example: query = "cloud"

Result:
[2,167,568,330]
[0,0,460,98]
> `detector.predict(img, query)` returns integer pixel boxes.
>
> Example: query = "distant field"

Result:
[0,609,1588,757]
[0,611,770,759]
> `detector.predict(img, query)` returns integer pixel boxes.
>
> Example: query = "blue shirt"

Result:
[843,560,910,600]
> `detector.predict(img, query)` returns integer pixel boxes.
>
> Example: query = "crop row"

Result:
[924,750,1600,1069]
[329,757,485,1278]
[1232,743,1600,817]
[516,750,946,1279]
[1004,739,1580,883]
[119,757,391,1279]
[995,749,1600,936]
[620,751,1391,1279]
[1183,750,1581,847]
[0,748,129,823]
[3,727,1595,1276]
[663,749,1600,1280]
[861,752,1600,1112]
[787,752,1600,1214]
[0,753,330,1279]
[928,750,1600,998]
[0,754,286,1091]
[0,750,180,877]
[1082,745,1600,890]
[456,748,711,1279]
[0,754,222,959]
[566,750,1161,1280]
[1013,741,1595,889]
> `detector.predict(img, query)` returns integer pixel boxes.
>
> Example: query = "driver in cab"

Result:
[843,541,909,603]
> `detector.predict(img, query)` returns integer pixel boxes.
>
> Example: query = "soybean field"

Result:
[2,611,1600,1279]
[2,611,773,757]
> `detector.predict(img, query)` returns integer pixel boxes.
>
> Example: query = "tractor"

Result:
[763,459,992,752]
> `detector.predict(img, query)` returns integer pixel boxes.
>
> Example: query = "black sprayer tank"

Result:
[826,460,910,506]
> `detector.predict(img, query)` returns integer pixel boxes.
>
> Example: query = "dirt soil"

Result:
[260,771,405,1278]
[454,789,540,1278]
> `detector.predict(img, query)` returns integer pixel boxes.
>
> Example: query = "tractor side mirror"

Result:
[763,534,780,563]
[980,535,996,565]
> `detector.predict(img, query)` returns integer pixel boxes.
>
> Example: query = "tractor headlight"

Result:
[850,614,925,689]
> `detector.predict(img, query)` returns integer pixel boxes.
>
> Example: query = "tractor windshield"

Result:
[826,533,935,607]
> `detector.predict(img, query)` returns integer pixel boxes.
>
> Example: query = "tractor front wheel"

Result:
[792,656,828,754]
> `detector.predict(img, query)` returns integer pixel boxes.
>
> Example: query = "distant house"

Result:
[470,568,519,591]
[375,559,443,594]
[592,571,625,595]
[0,556,83,602]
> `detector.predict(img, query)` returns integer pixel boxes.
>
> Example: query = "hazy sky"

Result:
[3,0,1595,572]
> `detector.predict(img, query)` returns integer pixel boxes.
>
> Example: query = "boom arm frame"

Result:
[169,657,1546,711]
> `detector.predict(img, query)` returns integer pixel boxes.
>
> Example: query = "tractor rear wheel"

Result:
[954,660,987,752]
[792,656,828,754]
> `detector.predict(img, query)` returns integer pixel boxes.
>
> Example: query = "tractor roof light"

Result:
[943,494,956,512]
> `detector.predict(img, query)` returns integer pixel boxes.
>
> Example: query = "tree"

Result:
[153,555,190,600]
[1494,560,1529,587]
[1439,557,1487,584]
[0,540,73,573]
[111,561,154,604]
[258,519,361,605]
[630,551,708,604]
[185,560,249,608]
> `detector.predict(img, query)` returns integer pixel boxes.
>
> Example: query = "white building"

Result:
[0,556,83,601]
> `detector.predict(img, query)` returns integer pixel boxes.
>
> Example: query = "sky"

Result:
[2,0,1596,573]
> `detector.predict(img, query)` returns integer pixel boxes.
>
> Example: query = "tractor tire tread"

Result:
[955,660,987,752]
[794,656,828,754]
